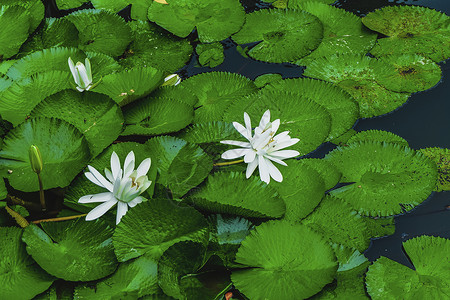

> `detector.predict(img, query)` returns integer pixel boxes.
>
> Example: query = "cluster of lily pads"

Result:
[0,0,449,299]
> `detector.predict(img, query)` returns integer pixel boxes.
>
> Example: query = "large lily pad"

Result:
[31,90,124,157]
[366,235,450,299]
[2,0,44,33]
[232,221,338,300]
[418,147,450,192]
[223,90,332,155]
[148,0,245,43]
[22,219,118,281]
[113,199,209,262]
[190,171,286,218]
[347,130,409,147]
[326,142,438,216]
[119,20,193,74]
[0,5,31,59]
[263,78,359,141]
[91,0,149,20]
[232,9,323,63]
[0,117,91,192]
[0,227,55,299]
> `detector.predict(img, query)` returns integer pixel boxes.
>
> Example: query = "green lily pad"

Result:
[22,219,118,281]
[338,78,411,119]
[347,130,409,147]
[2,0,44,33]
[263,78,359,141]
[232,221,338,300]
[113,199,209,262]
[295,2,377,64]
[63,142,158,214]
[232,9,323,63]
[145,136,213,197]
[0,59,16,75]
[196,42,225,68]
[180,121,238,144]
[298,158,342,190]
[179,72,257,122]
[91,0,149,20]
[363,216,395,239]
[0,227,55,299]
[326,142,438,216]
[372,54,442,93]
[253,73,283,88]
[20,18,79,56]
[55,0,87,10]
[65,9,132,56]
[0,70,72,125]
[94,67,164,106]
[283,0,336,8]
[119,20,193,74]
[223,90,332,156]
[370,32,450,63]
[362,5,449,38]
[74,255,159,298]
[0,5,31,59]
[418,147,450,192]
[148,0,245,43]
[121,96,193,136]
[302,195,369,252]
[190,172,286,218]
[0,117,91,192]
[30,90,124,157]
[366,235,450,299]
[271,161,326,221]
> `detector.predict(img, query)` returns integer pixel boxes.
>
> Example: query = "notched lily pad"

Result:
[418,147,450,192]
[347,130,409,147]
[196,42,225,68]
[232,9,323,63]
[0,5,31,59]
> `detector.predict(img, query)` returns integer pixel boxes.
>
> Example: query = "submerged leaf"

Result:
[326,142,438,216]
[232,221,338,299]
[232,9,323,63]
[22,219,117,281]
[0,117,91,192]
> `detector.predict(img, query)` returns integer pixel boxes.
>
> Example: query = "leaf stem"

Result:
[32,214,87,224]
[213,159,244,167]
[6,194,42,211]
[37,173,46,211]
[5,206,29,228]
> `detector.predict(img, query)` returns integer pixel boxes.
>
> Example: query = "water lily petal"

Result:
[85,198,118,221]
[265,155,288,166]
[123,151,135,178]
[258,155,270,184]
[128,196,144,207]
[244,150,256,163]
[271,119,280,135]
[270,150,300,159]
[252,129,272,150]
[233,122,252,141]
[136,158,151,178]
[221,148,251,160]
[85,58,92,83]
[266,159,283,182]
[86,166,113,192]
[79,192,114,203]
[258,110,271,131]
[104,168,114,182]
[111,151,121,179]
[244,112,252,139]
[116,201,128,224]
[220,140,251,147]
[76,62,90,88]
[246,158,259,178]
[271,138,300,151]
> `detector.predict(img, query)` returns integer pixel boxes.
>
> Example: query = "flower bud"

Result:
[29,145,43,174]
[162,74,181,86]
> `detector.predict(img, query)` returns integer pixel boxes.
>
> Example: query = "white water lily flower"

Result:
[68,57,93,92]
[79,151,152,224]
[220,110,300,184]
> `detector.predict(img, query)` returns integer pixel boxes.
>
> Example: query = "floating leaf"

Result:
[94,67,164,106]
[31,90,124,157]
[224,90,332,155]
[232,221,337,300]
[74,255,159,299]
[284,0,336,9]
[253,73,283,88]
[22,219,118,281]
[0,227,55,299]
[263,78,359,140]
[180,121,238,144]
[3,0,44,33]
[302,195,369,252]
[372,54,442,93]
[65,9,132,56]
[148,0,245,43]
[55,0,87,10]
[113,199,209,262]
[366,235,450,299]
[63,142,158,213]
[0,5,31,59]
[362,5,449,38]
[179,72,257,122]
[296,2,377,64]
[196,42,225,68]
[326,142,438,216]
[298,158,342,190]
[418,147,450,192]
[347,130,409,147]
[91,0,149,20]
[122,96,193,136]
[20,18,80,56]
[145,136,213,197]
[232,9,323,63]
[190,172,286,218]
[363,216,395,239]
[119,20,193,73]
[271,161,326,221]
[0,117,91,192]
[0,70,72,125]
